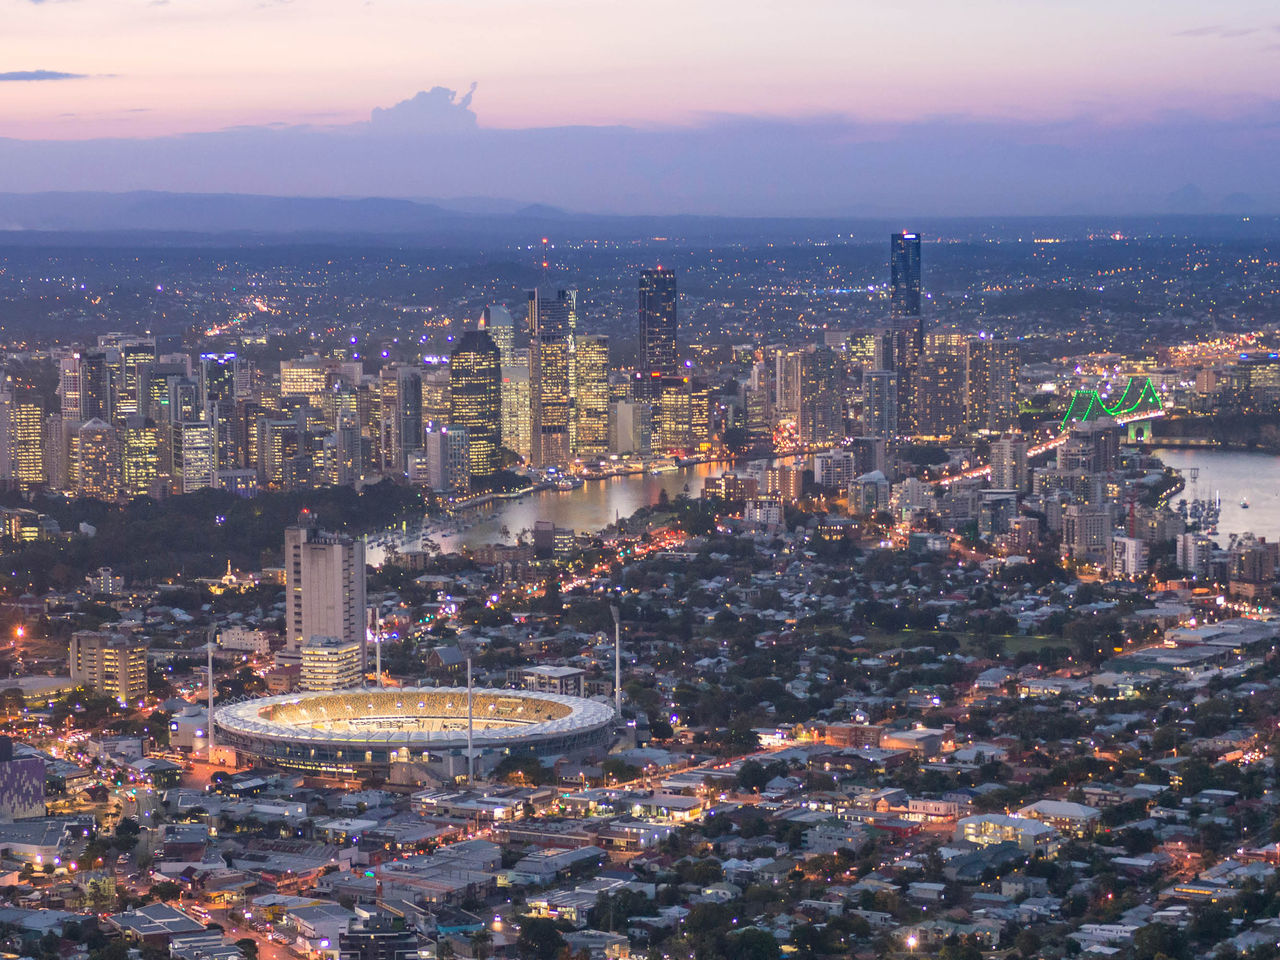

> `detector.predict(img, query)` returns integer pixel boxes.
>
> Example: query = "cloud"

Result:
[367,84,478,134]
[0,70,87,81]
[1174,24,1258,38]
[0,86,1278,217]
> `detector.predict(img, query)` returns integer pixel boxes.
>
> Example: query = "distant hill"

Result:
[0,192,1274,246]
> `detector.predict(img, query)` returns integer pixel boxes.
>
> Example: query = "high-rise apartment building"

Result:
[609,400,652,456]
[284,515,368,674]
[990,436,1029,491]
[862,370,898,439]
[966,338,1020,432]
[420,425,471,495]
[528,289,575,468]
[69,631,147,704]
[573,334,610,457]
[449,329,502,478]
[799,347,844,445]
[914,338,968,439]
[637,268,677,399]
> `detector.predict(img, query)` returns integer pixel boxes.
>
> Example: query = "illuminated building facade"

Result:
[449,328,502,477]
[573,334,610,458]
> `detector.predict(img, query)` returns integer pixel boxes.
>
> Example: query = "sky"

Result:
[2,0,1280,215]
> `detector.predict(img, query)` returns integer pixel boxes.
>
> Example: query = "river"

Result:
[366,457,784,561]
[1150,448,1280,543]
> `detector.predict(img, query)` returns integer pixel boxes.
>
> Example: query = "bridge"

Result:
[933,378,1166,486]
[1059,376,1164,430]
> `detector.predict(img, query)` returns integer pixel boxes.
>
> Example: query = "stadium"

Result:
[212,687,616,777]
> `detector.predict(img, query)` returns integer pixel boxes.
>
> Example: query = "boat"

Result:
[1240,498,1250,509]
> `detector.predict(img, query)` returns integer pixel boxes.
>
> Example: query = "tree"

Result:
[727,929,780,960]
[1132,923,1190,960]
[515,917,564,960]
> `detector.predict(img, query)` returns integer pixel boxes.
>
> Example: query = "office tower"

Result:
[1231,353,1280,415]
[300,636,365,691]
[482,305,516,365]
[260,418,300,487]
[799,347,844,446]
[421,365,451,429]
[69,631,147,704]
[58,355,82,420]
[116,338,157,415]
[77,418,122,502]
[379,364,423,473]
[862,369,898,439]
[846,331,880,370]
[421,425,471,495]
[966,338,1020,432]
[573,334,610,457]
[0,392,45,493]
[338,913,419,960]
[449,328,502,478]
[174,420,216,493]
[528,289,574,467]
[657,376,692,453]
[914,338,968,438]
[79,351,114,422]
[280,356,337,400]
[501,353,532,462]
[637,267,677,399]
[609,400,652,455]
[284,514,368,673]
[120,416,160,499]
[991,436,1029,491]
[138,360,190,423]
[200,352,248,414]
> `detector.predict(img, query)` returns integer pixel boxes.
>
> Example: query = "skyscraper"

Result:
[77,418,122,502]
[528,289,575,468]
[638,268,677,399]
[862,369,898,439]
[0,391,45,493]
[966,338,1020,432]
[889,232,924,433]
[799,347,844,446]
[501,353,532,462]
[421,425,471,495]
[481,305,516,365]
[284,514,368,672]
[120,416,160,499]
[890,232,923,331]
[573,334,610,458]
[914,336,968,439]
[449,328,502,478]
[379,364,423,474]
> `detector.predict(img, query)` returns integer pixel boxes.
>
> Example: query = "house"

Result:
[1016,799,1102,837]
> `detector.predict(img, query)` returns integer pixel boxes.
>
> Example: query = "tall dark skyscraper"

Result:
[889,232,923,433]
[449,328,502,478]
[890,232,922,327]
[638,267,677,400]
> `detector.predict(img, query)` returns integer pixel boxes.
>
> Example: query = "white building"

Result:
[1110,536,1149,578]
[218,626,273,655]
[284,516,367,673]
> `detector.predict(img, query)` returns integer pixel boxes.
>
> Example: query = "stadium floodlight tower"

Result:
[610,604,622,721]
